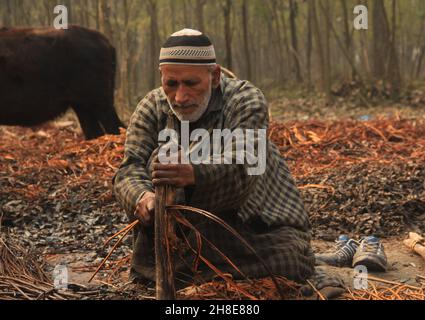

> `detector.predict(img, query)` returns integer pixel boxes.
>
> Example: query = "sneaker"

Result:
[315,235,360,267]
[352,236,388,272]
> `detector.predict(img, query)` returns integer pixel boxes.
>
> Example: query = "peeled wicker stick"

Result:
[103,221,139,247]
[88,220,138,283]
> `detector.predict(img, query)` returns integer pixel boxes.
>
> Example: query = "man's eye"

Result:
[183,80,198,87]
[166,80,178,87]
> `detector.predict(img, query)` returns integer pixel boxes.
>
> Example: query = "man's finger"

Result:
[153,163,180,171]
[152,170,177,179]
[152,178,179,186]
[153,154,159,164]
[146,200,155,213]
[138,206,153,226]
[136,208,149,225]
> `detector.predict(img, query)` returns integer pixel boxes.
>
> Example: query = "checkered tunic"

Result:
[112,74,316,283]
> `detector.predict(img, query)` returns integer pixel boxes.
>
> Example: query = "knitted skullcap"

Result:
[159,28,216,66]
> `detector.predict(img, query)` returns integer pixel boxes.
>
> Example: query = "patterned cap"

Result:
[159,28,216,66]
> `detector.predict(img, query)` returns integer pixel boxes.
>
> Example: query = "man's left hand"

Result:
[152,162,195,187]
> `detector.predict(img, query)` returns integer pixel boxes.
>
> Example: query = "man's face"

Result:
[160,64,220,122]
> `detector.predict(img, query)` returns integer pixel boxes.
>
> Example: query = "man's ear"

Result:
[212,65,221,89]
[158,67,164,85]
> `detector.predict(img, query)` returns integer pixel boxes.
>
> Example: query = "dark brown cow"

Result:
[0,25,123,139]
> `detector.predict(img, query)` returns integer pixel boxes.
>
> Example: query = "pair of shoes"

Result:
[315,235,388,272]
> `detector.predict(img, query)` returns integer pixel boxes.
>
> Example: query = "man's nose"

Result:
[175,86,189,105]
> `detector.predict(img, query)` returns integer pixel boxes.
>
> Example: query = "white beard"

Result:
[168,84,212,123]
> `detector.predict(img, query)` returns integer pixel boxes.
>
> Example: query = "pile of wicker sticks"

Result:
[343,276,425,300]
[0,230,97,300]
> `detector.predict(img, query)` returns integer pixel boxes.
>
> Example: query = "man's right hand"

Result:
[135,192,155,226]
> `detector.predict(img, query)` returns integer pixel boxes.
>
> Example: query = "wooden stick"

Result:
[155,112,177,300]
[306,279,326,300]
[88,223,135,283]
[103,221,138,247]
[367,275,422,290]
[155,182,176,299]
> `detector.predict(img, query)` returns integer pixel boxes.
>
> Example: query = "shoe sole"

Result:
[353,260,387,272]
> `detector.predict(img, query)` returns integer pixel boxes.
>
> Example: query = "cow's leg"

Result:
[72,106,104,139]
[97,106,122,135]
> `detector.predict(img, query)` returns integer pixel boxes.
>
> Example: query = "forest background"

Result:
[1,0,424,119]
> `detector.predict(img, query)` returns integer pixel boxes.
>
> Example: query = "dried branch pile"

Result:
[0,230,97,300]
[343,276,425,300]
[177,276,303,300]
[269,117,425,178]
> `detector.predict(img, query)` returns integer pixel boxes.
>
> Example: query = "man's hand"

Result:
[135,191,155,226]
[152,162,195,187]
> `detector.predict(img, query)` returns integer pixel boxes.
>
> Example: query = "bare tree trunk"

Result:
[4,0,12,27]
[388,0,401,91]
[147,0,160,90]
[391,0,396,45]
[12,0,19,26]
[77,0,90,27]
[310,0,330,99]
[117,0,132,110]
[319,0,364,87]
[222,0,233,70]
[372,0,389,81]
[16,0,29,26]
[95,0,100,29]
[266,0,288,84]
[43,0,54,26]
[372,0,401,94]
[279,3,292,83]
[323,0,332,100]
[98,0,113,40]
[289,0,302,82]
[63,0,72,24]
[183,0,191,27]
[196,0,206,32]
[416,46,425,79]
[340,0,353,80]
[241,0,252,81]
[306,0,313,88]
[170,0,176,31]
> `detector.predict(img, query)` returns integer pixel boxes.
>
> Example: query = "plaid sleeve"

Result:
[189,83,269,214]
[112,91,159,218]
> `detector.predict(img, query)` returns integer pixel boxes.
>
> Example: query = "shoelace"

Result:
[335,241,358,260]
[334,239,348,250]
[362,241,381,254]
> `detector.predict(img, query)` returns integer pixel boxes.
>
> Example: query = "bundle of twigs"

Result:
[89,205,286,300]
[177,276,304,300]
[344,276,425,300]
[0,230,95,300]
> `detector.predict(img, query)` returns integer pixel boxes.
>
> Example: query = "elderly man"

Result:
[113,29,342,295]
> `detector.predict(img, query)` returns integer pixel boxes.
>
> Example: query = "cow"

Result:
[0,25,123,139]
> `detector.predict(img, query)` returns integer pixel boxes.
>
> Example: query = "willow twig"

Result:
[88,223,136,283]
